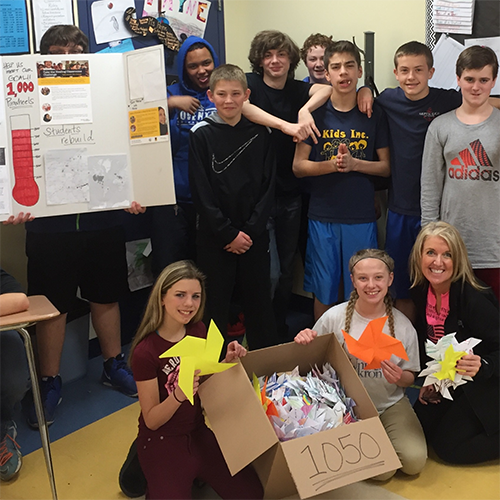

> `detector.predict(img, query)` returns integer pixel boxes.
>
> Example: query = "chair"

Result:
[0,295,60,500]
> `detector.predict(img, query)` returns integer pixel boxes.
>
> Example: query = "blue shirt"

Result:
[377,86,462,216]
[305,100,389,224]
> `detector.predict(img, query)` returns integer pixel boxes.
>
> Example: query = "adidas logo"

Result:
[448,139,499,182]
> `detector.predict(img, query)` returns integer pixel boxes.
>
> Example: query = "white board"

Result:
[0,45,175,221]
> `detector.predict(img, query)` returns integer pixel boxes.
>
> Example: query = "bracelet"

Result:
[173,389,184,404]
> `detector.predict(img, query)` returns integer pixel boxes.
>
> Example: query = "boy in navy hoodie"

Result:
[150,36,220,276]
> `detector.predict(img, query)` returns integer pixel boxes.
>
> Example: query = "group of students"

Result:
[0,22,499,499]
[125,30,500,498]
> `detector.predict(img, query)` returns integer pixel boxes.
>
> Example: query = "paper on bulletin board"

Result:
[91,0,137,45]
[142,0,211,39]
[33,0,74,52]
[465,37,500,95]
[0,0,30,55]
[430,35,463,90]
[37,59,93,125]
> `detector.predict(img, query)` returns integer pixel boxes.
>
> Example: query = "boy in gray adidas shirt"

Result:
[421,45,500,298]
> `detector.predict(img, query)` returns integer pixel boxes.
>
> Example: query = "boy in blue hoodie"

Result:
[150,37,220,276]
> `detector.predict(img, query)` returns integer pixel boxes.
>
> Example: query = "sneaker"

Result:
[0,422,22,481]
[27,375,62,428]
[102,354,138,397]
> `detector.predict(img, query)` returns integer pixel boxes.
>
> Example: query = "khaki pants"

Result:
[372,395,427,481]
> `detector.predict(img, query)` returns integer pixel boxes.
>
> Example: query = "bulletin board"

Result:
[0,44,175,221]
[427,0,500,46]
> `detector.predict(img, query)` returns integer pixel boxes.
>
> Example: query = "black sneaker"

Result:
[119,439,147,498]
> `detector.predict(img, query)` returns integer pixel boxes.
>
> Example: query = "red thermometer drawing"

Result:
[10,115,39,207]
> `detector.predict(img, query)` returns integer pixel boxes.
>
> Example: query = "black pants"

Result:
[197,233,277,350]
[150,203,197,277]
[414,389,499,464]
[271,194,302,336]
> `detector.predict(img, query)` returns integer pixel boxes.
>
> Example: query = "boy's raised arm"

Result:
[242,102,315,142]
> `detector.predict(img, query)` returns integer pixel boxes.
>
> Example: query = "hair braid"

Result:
[344,289,358,334]
[383,294,395,338]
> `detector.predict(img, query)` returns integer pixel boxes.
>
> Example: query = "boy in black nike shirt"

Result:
[189,64,277,349]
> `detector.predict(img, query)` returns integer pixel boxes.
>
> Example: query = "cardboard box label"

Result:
[281,417,401,498]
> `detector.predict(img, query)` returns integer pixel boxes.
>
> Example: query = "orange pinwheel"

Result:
[342,316,408,370]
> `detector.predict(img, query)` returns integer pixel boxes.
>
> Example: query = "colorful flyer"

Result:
[128,107,168,145]
[37,59,92,125]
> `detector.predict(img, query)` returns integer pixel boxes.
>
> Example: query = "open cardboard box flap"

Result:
[200,334,402,499]
[200,360,279,475]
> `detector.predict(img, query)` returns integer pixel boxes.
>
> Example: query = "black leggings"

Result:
[414,390,499,464]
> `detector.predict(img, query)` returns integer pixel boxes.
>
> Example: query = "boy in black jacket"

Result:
[189,64,277,349]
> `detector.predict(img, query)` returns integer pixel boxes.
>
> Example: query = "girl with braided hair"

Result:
[295,248,427,480]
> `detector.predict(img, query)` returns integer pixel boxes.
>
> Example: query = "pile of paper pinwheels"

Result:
[418,333,481,400]
[254,363,357,441]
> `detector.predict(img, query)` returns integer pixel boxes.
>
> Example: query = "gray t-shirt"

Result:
[421,108,500,269]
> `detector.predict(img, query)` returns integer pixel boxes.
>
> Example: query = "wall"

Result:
[0,224,27,288]
[224,0,426,91]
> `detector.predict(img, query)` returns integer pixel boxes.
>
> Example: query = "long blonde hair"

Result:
[344,249,396,337]
[409,221,484,290]
[129,260,206,363]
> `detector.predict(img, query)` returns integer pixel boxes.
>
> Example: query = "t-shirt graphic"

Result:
[320,134,368,162]
[177,104,216,130]
[448,139,498,182]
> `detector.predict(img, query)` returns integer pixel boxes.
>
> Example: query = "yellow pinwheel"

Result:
[435,345,466,381]
[160,320,236,404]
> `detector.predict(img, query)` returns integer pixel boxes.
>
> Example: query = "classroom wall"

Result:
[224,0,427,92]
[0,224,27,288]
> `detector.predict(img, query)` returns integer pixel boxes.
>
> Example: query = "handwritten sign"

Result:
[3,60,36,110]
[281,417,401,499]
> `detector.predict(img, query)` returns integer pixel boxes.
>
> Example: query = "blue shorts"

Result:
[304,220,378,305]
[385,210,421,300]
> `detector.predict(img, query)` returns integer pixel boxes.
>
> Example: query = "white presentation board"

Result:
[0,44,175,221]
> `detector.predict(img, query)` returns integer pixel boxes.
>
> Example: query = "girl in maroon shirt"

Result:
[129,260,263,499]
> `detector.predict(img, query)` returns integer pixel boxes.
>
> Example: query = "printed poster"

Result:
[37,59,92,124]
[128,107,168,145]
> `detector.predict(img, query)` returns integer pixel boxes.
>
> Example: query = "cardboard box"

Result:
[199,333,401,499]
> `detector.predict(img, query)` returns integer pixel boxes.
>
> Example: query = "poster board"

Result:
[0,44,175,221]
